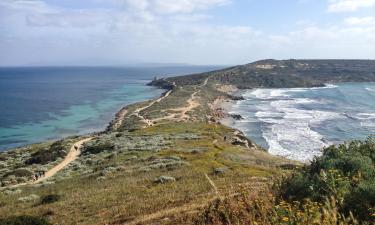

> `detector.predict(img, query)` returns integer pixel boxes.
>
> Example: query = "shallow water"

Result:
[227,83,375,162]
[0,66,221,151]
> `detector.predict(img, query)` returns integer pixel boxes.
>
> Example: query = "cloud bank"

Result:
[0,0,374,66]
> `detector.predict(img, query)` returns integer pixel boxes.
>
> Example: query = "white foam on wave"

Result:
[249,84,338,100]
[365,87,375,92]
[244,89,344,162]
[252,94,343,162]
[255,111,284,118]
[355,113,375,120]
[249,89,286,99]
[361,122,375,127]
[355,113,375,127]
[231,83,375,162]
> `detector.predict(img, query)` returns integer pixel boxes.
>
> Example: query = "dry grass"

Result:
[0,122,294,225]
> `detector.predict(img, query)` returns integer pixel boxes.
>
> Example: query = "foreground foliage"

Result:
[195,192,357,225]
[0,215,51,225]
[280,137,375,223]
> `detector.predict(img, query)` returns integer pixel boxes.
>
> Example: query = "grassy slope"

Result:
[0,123,293,225]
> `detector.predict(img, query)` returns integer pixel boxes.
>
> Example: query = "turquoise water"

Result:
[0,66,221,151]
[0,83,162,149]
[228,83,375,162]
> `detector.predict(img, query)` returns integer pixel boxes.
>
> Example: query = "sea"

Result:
[0,66,221,151]
[227,82,375,162]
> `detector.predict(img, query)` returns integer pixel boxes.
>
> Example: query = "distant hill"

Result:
[149,59,375,89]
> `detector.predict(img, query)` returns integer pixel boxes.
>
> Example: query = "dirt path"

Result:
[131,90,173,127]
[112,109,128,130]
[0,138,93,190]
[34,137,93,183]
[152,90,201,122]
[125,78,209,125]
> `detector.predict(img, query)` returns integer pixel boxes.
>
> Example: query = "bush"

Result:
[0,215,51,225]
[25,141,67,165]
[38,194,61,205]
[4,168,33,178]
[83,141,114,154]
[154,176,176,184]
[195,191,357,225]
[18,194,40,203]
[280,137,375,223]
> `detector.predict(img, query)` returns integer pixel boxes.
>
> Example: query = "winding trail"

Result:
[112,109,128,130]
[1,138,93,190]
[132,90,173,127]
[34,137,93,184]
[151,78,209,122]
[116,78,209,127]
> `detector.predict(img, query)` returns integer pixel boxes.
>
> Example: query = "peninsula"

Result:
[0,59,374,225]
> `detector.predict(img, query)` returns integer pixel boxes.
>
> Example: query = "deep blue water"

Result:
[0,66,221,151]
[227,83,375,162]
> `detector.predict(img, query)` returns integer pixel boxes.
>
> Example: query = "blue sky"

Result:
[0,0,375,66]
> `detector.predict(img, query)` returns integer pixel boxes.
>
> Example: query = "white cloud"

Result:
[344,16,375,26]
[153,0,230,14]
[328,0,375,12]
[1,0,375,66]
[120,0,230,14]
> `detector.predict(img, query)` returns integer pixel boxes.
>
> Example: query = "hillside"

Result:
[0,59,374,225]
[149,59,375,89]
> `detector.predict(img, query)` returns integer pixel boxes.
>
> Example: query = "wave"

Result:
[360,122,375,127]
[366,87,375,92]
[249,84,338,100]
[354,113,375,120]
[228,83,374,162]
[262,121,328,162]
[249,89,290,99]
[254,98,342,161]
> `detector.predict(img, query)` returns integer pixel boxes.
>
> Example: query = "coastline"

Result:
[0,83,164,152]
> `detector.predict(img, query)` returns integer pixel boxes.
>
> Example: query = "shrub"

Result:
[3,189,22,195]
[154,176,176,184]
[38,194,61,205]
[213,167,228,176]
[195,191,357,225]
[83,141,115,154]
[18,194,40,203]
[280,137,375,223]
[25,141,67,165]
[4,168,33,178]
[0,215,51,225]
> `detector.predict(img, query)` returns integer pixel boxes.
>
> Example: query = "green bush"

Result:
[3,168,33,178]
[281,137,375,223]
[83,141,114,154]
[25,140,66,165]
[0,215,51,225]
[38,194,61,205]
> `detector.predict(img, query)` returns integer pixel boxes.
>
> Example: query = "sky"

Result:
[0,0,375,66]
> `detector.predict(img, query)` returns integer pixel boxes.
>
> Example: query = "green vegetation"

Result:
[82,141,114,154]
[25,140,67,165]
[194,191,357,225]
[280,137,375,223]
[38,194,61,205]
[0,123,293,224]
[0,215,51,225]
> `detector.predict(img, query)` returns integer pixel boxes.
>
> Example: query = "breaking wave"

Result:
[228,83,375,162]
